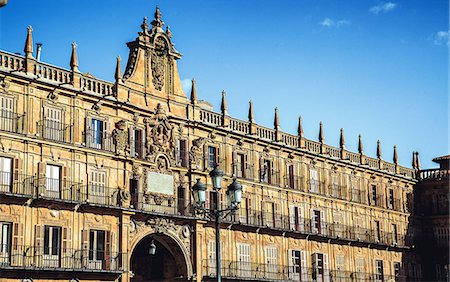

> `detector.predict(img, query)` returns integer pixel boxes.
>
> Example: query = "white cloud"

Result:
[370,2,397,14]
[181,78,192,95]
[433,30,450,46]
[319,18,351,28]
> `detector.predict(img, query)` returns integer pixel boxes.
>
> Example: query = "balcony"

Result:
[387,197,403,212]
[0,172,34,197]
[307,179,326,194]
[233,163,254,180]
[259,169,280,186]
[36,177,82,202]
[84,130,115,152]
[350,188,366,204]
[133,193,192,216]
[329,184,347,200]
[284,175,302,190]
[0,244,125,273]
[79,184,120,207]
[0,109,22,134]
[37,120,72,143]
[228,209,410,247]
[369,194,385,208]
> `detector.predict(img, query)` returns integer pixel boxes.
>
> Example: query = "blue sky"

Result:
[0,0,448,169]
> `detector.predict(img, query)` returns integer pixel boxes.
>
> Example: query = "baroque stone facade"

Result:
[0,6,432,282]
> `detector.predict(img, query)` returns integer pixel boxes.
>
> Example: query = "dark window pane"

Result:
[44,226,50,255]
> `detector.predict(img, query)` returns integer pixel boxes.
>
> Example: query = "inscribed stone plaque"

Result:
[146,171,174,195]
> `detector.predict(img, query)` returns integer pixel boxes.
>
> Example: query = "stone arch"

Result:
[129,226,193,280]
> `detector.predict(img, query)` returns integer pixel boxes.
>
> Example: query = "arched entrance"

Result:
[130,233,189,282]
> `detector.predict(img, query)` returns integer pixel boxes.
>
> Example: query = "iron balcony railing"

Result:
[202,261,409,282]
[284,175,303,190]
[84,130,115,152]
[36,177,82,202]
[0,109,22,134]
[133,193,193,216]
[174,147,189,168]
[0,244,125,272]
[350,189,366,205]
[37,119,72,143]
[369,194,385,208]
[259,168,280,186]
[225,209,410,247]
[79,184,120,206]
[307,179,326,194]
[387,197,403,212]
[233,162,254,180]
[0,172,34,196]
[130,139,146,160]
[329,184,348,200]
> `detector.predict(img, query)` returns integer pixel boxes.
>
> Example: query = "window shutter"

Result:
[323,253,330,282]
[311,253,317,270]
[298,206,305,232]
[310,209,316,233]
[62,166,69,200]
[289,205,295,230]
[35,225,43,266]
[300,250,308,281]
[13,158,22,193]
[11,222,22,266]
[61,227,71,268]
[320,210,326,235]
[37,162,46,196]
[247,198,253,225]
[81,229,89,267]
[103,230,111,270]
[232,150,237,176]
[274,203,280,228]
[288,249,294,279]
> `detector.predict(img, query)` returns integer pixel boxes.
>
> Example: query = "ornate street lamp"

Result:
[192,165,243,282]
[148,240,156,255]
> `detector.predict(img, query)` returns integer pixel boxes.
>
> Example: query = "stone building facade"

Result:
[413,155,450,281]
[0,7,423,282]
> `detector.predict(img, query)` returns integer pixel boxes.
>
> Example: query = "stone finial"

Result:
[340,128,345,149]
[248,100,254,123]
[166,25,172,38]
[393,145,398,164]
[274,107,280,129]
[358,134,363,154]
[115,56,122,81]
[70,42,79,72]
[376,140,382,159]
[297,116,303,138]
[221,90,228,115]
[412,151,417,169]
[151,5,165,29]
[141,16,149,35]
[190,79,197,104]
[24,26,34,58]
[319,121,324,144]
[415,152,421,170]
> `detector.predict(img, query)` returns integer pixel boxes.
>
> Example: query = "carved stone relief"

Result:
[152,37,168,91]
[189,137,206,170]
[144,104,175,162]
[112,120,129,155]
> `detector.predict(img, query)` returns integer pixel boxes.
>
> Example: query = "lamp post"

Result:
[192,165,243,282]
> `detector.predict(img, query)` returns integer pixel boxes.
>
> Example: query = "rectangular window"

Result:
[287,165,295,188]
[388,189,395,209]
[261,159,272,183]
[392,224,398,244]
[131,128,144,158]
[312,253,329,282]
[91,118,104,149]
[0,96,15,132]
[208,240,216,275]
[0,222,10,265]
[89,230,105,269]
[374,220,381,242]
[394,262,401,279]
[290,205,304,232]
[331,174,339,197]
[265,202,276,228]
[208,146,217,168]
[356,257,365,280]
[371,184,377,205]
[43,226,60,267]
[44,107,63,141]
[237,243,251,277]
[265,246,278,278]
[90,170,107,205]
[335,255,345,280]
[289,250,303,280]
[351,178,361,203]
[45,164,60,198]
[375,260,384,282]
[0,157,12,193]
[310,169,319,193]
[236,153,245,178]
[177,140,188,167]
[313,210,322,234]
